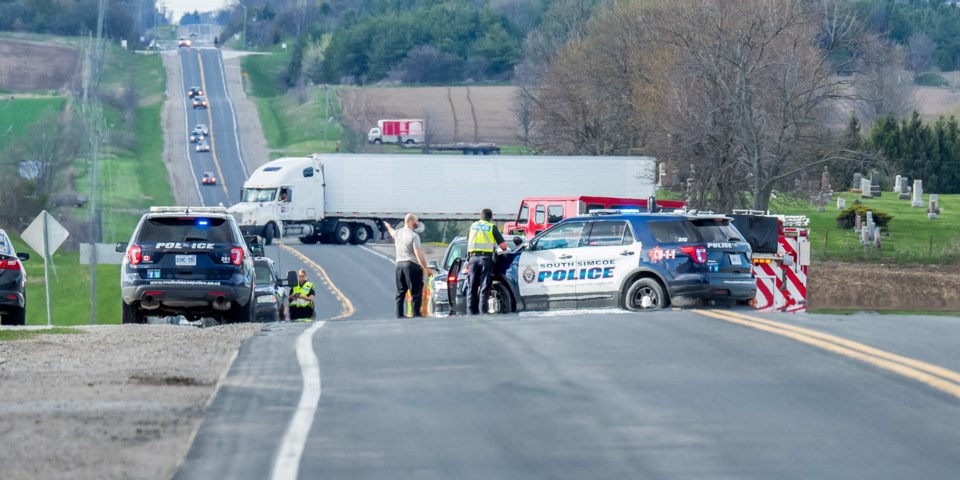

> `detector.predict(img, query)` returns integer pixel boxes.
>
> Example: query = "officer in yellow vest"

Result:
[466,208,508,315]
[288,268,316,322]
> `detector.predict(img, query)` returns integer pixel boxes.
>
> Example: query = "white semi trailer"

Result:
[226,153,658,245]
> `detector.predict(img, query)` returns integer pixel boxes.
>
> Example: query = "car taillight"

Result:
[447,274,458,283]
[128,245,142,265]
[230,247,244,266]
[0,259,20,270]
[680,245,707,264]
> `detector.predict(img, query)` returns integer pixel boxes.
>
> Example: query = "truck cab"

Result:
[503,196,686,239]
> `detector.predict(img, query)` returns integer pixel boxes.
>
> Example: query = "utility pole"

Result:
[238,1,248,50]
[88,0,106,325]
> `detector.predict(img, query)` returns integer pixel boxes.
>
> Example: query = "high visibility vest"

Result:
[291,281,314,308]
[467,220,497,253]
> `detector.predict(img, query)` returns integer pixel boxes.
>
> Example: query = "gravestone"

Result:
[837,197,846,211]
[870,174,882,197]
[860,220,871,245]
[861,178,873,198]
[912,179,924,207]
[853,173,862,190]
[894,175,902,193]
[866,211,875,235]
[929,194,940,219]
[874,226,882,249]
[854,212,862,233]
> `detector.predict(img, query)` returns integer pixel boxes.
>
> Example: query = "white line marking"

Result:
[214,51,249,178]
[360,245,396,264]
[271,320,326,480]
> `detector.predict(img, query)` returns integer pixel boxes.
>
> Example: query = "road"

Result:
[171,47,960,479]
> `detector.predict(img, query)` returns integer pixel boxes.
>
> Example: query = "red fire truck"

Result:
[729,211,811,313]
[503,196,687,239]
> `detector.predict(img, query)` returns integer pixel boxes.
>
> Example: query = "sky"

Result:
[161,0,232,22]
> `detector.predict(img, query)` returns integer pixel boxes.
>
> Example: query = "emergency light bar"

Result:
[780,215,809,227]
[149,206,228,214]
[589,209,642,216]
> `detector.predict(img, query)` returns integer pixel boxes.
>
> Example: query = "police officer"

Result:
[466,208,508,315]
[288,268,316,322]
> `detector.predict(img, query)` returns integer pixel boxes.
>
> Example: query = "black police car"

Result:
[445,211,755,313]
[0,229,29,325]
[117,206,257,324]
[253,256,295,322]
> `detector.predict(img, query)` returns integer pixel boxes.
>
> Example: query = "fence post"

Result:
[929,235,933,256]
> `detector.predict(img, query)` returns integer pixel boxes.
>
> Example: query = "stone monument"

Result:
[912,179,924,207]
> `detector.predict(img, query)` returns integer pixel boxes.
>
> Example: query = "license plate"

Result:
[729,254,742,266]
[175,255,196,266]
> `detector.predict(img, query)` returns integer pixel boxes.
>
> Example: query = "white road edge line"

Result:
[271,320,326,480]
[214,50,249,178]
[360,245,396,264]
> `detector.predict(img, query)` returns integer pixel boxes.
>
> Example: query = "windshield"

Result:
[242,188,278,203]
[690,218,744,242]
[254,262,275,284]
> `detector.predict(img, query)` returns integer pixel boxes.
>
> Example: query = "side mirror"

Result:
[249,243,264,257]
[115,242,127,253]
[286,270,298,287]
[17,252,29,261]
[427,260,439,271]
[512,237,523,246]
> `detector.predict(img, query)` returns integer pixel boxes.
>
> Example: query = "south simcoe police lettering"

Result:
[538,259,616,282]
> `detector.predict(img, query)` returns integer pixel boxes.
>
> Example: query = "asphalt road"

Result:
[177,46,248,207]
[175,241,960,480]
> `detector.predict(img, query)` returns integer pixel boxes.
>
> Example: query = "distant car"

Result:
[196,140,210,152]
[189,132,203,143]
[0,229,29,326]
[178,37,191,48]
[195,124,208,135]
[187,87,203,98]
[201,172,217,185]
[190,124,208,142]
[253,257,294,322]
[192,96,208,109]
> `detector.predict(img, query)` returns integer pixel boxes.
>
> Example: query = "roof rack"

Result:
[149,206,227,214]
[588,208,644,216]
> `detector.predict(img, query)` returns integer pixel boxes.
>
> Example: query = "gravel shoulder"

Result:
[0,324,262,480]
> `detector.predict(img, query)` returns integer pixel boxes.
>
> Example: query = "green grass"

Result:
[241,46,290,98]
[770,191,960,264]
[0,97,64,149]
[0,327,84,341]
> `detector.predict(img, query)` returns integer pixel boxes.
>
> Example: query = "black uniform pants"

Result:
[466,255,494,315]
[395,261,424,317]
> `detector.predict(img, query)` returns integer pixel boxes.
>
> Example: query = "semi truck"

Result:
[226,153,658,245]
[367,119,425,144]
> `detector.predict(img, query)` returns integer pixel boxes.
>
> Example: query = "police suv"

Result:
[449,210,755,313]
[117,206,257,324]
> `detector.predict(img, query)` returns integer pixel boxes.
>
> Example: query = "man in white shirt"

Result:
[383,213,431,317]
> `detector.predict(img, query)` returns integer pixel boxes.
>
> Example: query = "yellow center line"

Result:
[281,244,356,320]
[694,309,960,400]
[196,51,231,199]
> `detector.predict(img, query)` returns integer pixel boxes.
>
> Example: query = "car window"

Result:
[517,205,529,223]
[622,223,636,245]
[690,218,744,242]
[585,221,629,247]
[0,232,11,256]
[444,241,466,269]
[535,205,545,224]
[646,220,698,243]
[254,262,275,284]
[243,188,278,203]
[547,205,564,224]
[535,222,585,250]
[137,217,234,243]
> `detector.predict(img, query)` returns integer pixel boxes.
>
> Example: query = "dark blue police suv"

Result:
[117,206,256,324]
[446,211,755,313]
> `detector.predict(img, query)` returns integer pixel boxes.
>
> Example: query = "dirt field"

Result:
[810,261,960,312]
[0,39,79,91]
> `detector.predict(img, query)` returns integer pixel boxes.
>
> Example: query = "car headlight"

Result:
[257,295,277,304]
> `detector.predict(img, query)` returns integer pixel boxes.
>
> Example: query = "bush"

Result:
[836,204,893,230]
[915,72,949,87]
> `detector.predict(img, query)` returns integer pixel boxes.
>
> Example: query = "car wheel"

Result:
[488,281,512,314]
[228,295,254,323]
[349,223,370,244]
[121,300,146,324]
[263,223,276,245]
[624,278,668,310]
[334,222,352,245]
[8,305,25,326]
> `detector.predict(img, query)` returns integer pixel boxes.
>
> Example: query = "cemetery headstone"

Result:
[837,197,846,210]
[912,179,924,207]
[861,178,873,198]
[870,173,881,197]
[852,173,862,191]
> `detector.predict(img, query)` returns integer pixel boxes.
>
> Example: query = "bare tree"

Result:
[906,31,936,73]
[854,33,915,124]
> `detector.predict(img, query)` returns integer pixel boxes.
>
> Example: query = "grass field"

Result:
[770,190,960,264]
[0,327,82,341]
[0,97,64,150]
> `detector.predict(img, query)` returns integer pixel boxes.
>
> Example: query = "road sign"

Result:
[22,210,69,257]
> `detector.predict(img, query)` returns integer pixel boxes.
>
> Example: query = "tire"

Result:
[333,222,352,245]
[405,139,415,144]
[229,295,254,323]
[349,224,370,245]
[263,223,276,246]
[373,139,382,144]
[487,281,513,314]
[8,305,25,326]
[121,300,146,324]
[624,278,669,311]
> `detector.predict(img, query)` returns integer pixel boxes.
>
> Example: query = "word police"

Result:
[154,242,217,249]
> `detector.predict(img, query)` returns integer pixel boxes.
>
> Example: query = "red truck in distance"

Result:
[503,196,686,239]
